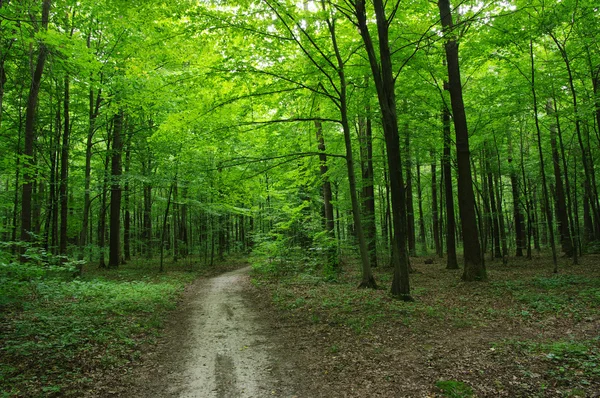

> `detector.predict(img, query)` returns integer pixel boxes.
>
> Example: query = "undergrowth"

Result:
[0,250,237,397]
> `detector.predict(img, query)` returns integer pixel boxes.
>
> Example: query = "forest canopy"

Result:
[1,0,599,294]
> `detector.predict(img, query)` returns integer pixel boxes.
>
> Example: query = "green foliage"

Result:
[0,249,192,396]
[435,380,474,398]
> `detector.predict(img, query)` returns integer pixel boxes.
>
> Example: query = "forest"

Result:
[1,0,599,396]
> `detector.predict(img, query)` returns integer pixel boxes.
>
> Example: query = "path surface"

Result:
[130,267,290,398]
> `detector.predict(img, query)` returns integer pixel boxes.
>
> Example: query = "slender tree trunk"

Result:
[20,0,51,257]
[99,130,112,269]
[123,132,131,262]
[325,16,375,288]
[431,152,441,257]
[405,128,417,257]
[160,181,175,273]
[358,111,378,267]
[546,99,573,257]
[355,0,411,298]
[493,141,508,263]
[530,39,558,273]
[416,158,427,253]
[81,87,101,258]
[438,0,484,280]
[109,111,123,268]
[442,105,458,269]
[551,34,600,241]
[553,96,579,263]
[59,76,70,257]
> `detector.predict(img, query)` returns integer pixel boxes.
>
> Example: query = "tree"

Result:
[437,0,485,281]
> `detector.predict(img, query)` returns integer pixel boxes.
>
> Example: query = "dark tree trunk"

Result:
[486,154,501,260]
[443,105,458,269]
[516,131,530,258]
[59,77,70,257]
[551,34,600,242]
[315,119,336,266]
[143,152,153,258]
[325,17,375,288]
[530,39,557,273]
[416,159,427,253]
[20,0,51,257]
[358,111,378,267]
[405,128,416,257]
[99,130,112,269]
[553,95,579,263]
[431,152,441,257]
[493,143,508,263]
[81,87,101,258]
[547,100,573,257]
[355,0,411,298]
[438,0,484,281]
[124,132,131,262]
[109,111,123,268]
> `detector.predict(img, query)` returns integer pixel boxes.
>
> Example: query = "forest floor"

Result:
[247,252,600,397]
[4,253,598,397]
[117,252,600,398]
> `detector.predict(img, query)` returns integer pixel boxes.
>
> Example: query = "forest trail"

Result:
[126,266,292,398]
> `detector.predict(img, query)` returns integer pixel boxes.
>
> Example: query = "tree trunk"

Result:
[325,16,375,288]
[59,76,70,258]
[355,0,411,298]
[315,119,336,266]
[530,39,557,273]
[358,111,378,267]
[431,151,442,257]
[124,132,131,262]
[405,127,417,257]
[109,111,123,268]
[553,95,579,263]
[20,0,51,257]
[81,86,101,258]
[546,99,573,257]
[416,158,427,253]
[443,104,458,269]
[438,0,484,281]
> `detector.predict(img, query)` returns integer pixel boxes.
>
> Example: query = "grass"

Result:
[0,255,242,397]
[251,252,600,396]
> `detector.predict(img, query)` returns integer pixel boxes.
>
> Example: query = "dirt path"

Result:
[126,267,293,398]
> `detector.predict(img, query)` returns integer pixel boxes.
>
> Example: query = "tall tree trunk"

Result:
[551,34,600,241]
[20,0,51,257]
[143,148,153,259]
[109,111,123,268]
[59,76,70,257]
[547,99,573,257]
[416,158,427,253]
[431,151,441,257]
[99,130,112,269]
[355,0,411,298]
[405,128,416,257]
[530,39,558,273]
[123,131,131,262]
[443,104,458,269]
[325,16,375,288]
[81,87,101,258]
[493,142,508,264]
[438,0,484,281]
[553,95,579,263]
[315,119,336,266]
[358,111,378,267]
[486,153,501,260]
